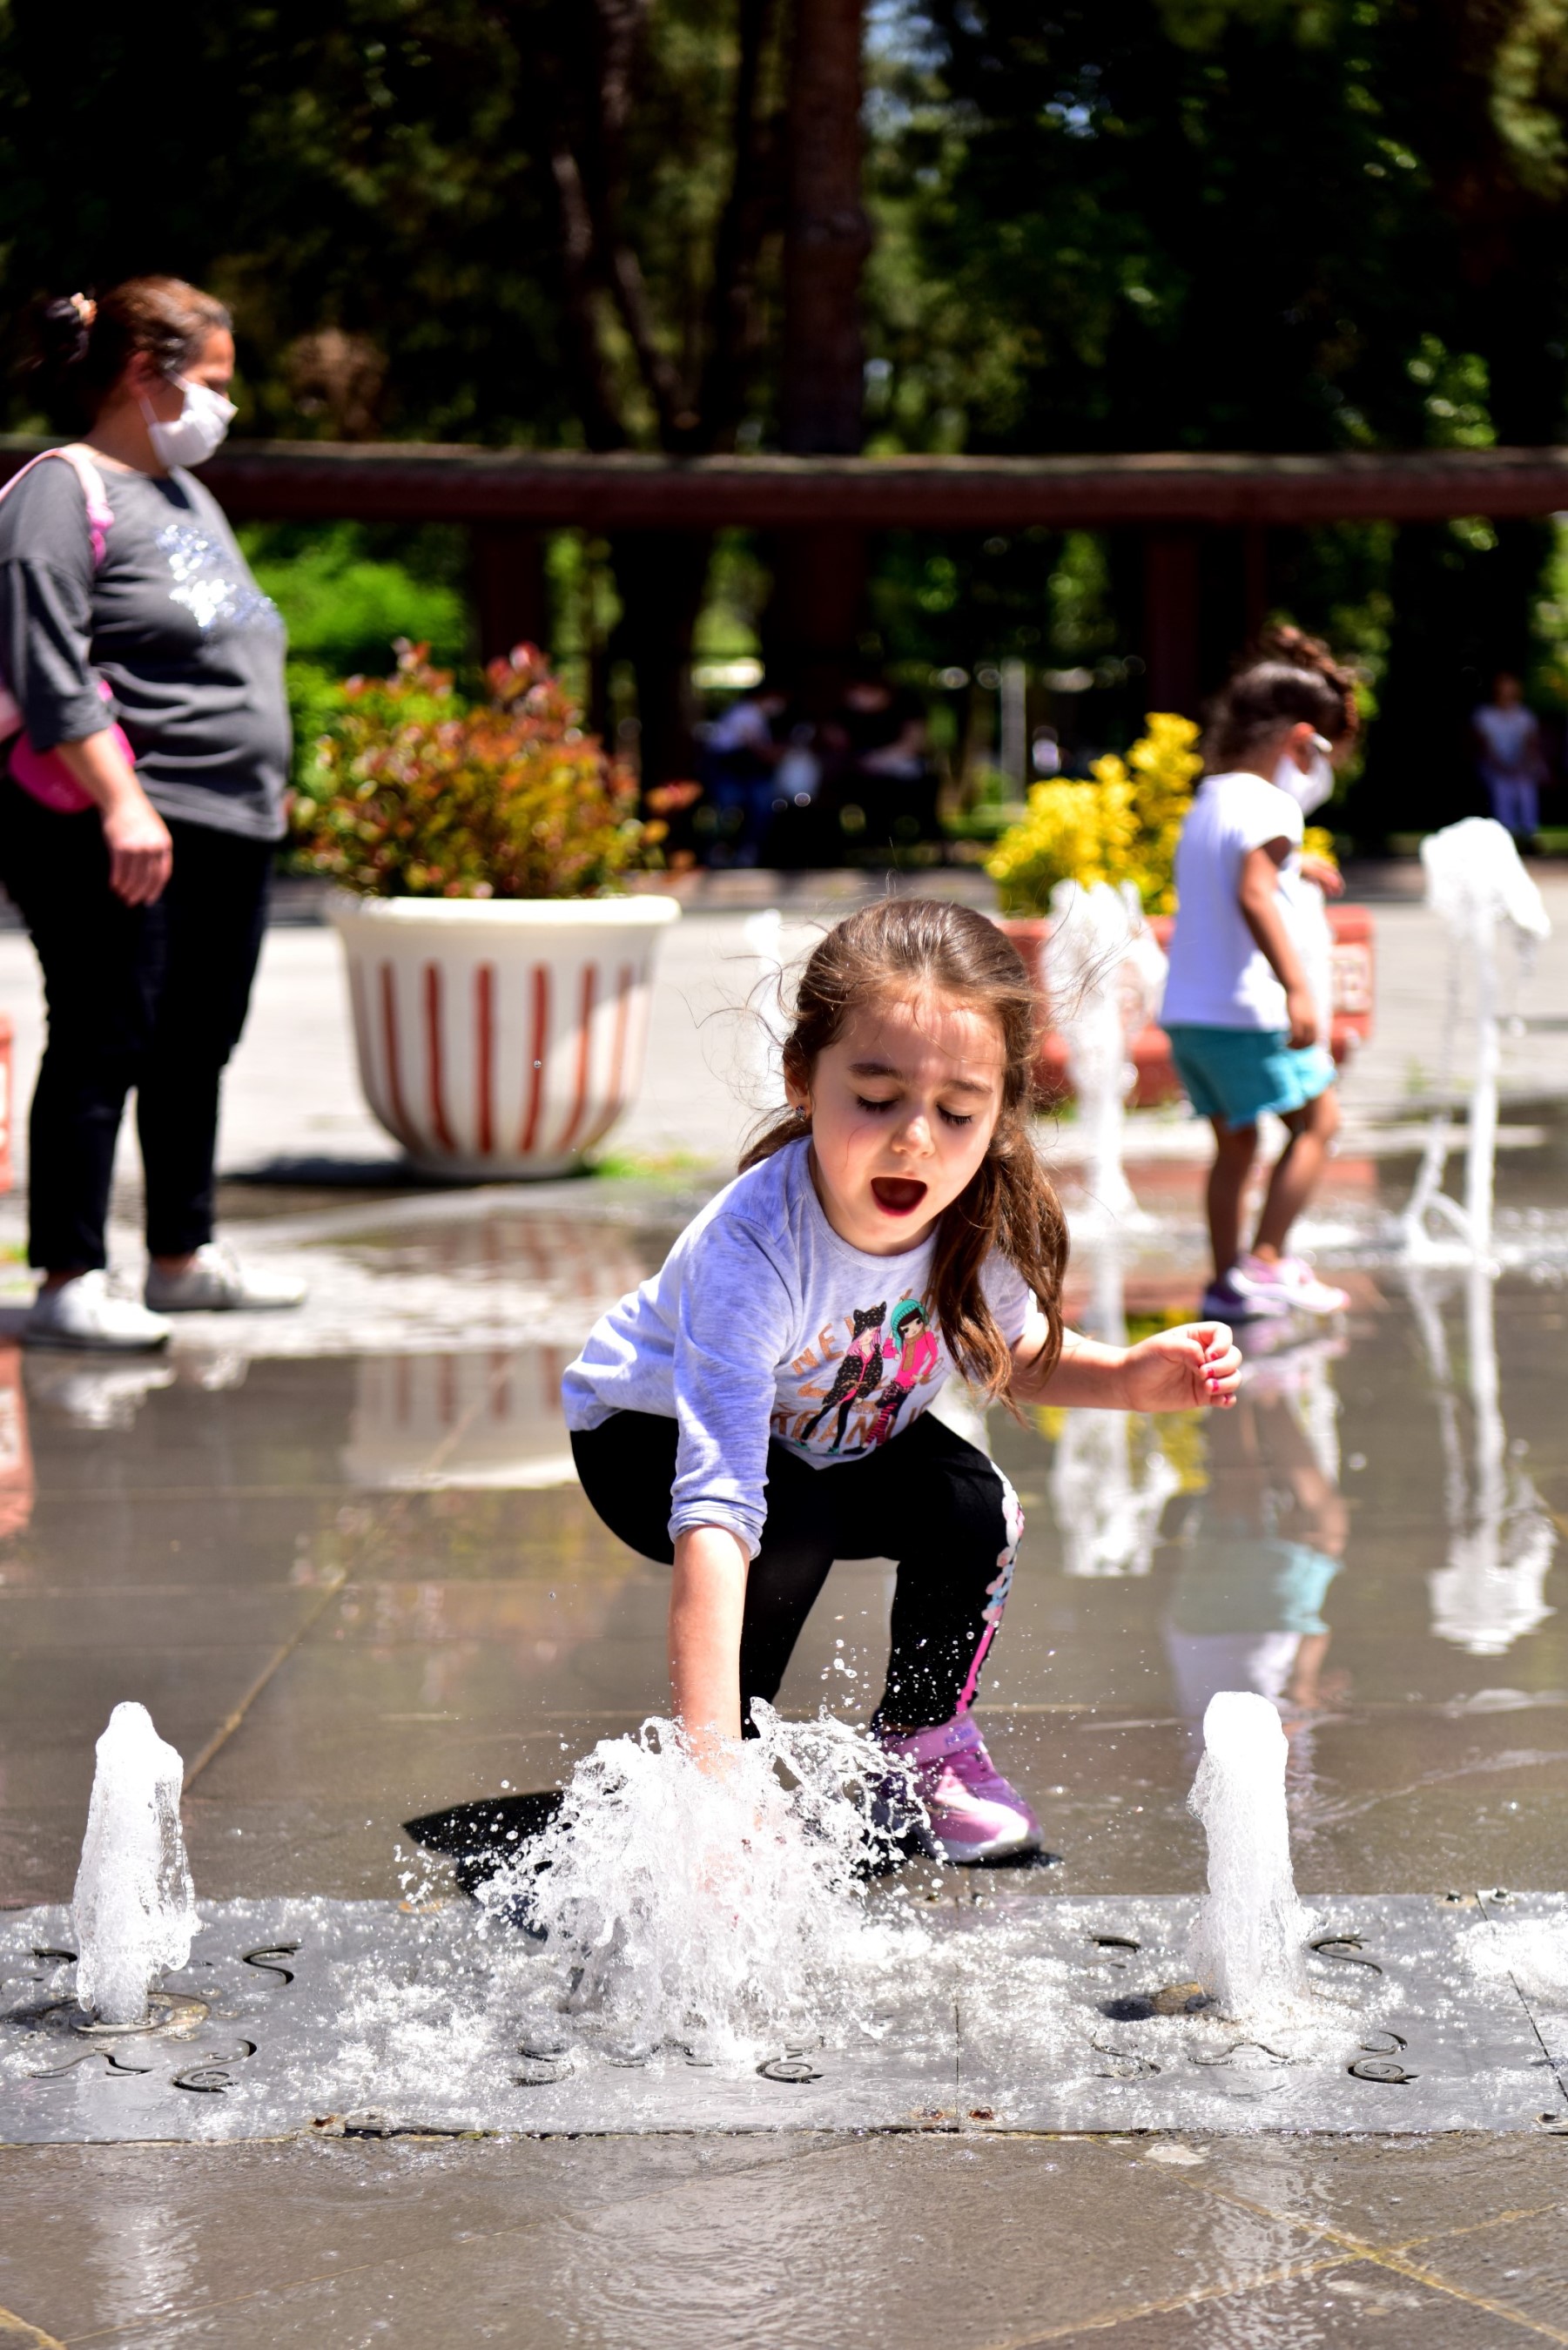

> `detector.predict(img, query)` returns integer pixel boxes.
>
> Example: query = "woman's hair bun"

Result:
[35,293,98,380]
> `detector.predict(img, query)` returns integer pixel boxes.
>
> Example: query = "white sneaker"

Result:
[25,1270,172,1353]
[145,1242,306,1314]
[1237,1251,1350,1317]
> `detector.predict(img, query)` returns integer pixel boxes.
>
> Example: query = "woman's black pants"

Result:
[0,781,273,1273]
[571,1407,1024,1733]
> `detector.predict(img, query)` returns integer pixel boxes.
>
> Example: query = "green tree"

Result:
[866,0,1568,828]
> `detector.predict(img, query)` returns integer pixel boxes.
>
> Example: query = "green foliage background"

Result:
[3,0,1566,833]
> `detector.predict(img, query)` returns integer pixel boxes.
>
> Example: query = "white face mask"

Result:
[1274,733,1335,818]
[142,378,236,470]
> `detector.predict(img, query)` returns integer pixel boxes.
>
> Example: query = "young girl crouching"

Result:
[563,899,1240,1862]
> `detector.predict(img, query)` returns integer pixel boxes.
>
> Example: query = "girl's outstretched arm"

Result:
[1012,1306,1241,1411]
[670,1525,750,1761]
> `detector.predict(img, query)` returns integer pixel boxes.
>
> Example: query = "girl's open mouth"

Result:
[871,1176,928,1215]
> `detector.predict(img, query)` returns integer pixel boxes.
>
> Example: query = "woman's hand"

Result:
[1120,1322,1241,1411]
[54,730,172,906]
[100,789,173,906]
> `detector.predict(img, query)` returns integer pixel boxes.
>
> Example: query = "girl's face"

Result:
[791,989,1006,1256]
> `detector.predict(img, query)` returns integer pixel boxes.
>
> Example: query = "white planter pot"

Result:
[330,893,681,1178]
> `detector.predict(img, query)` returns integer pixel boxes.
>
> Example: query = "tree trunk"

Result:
[767,0,871,710]
[609,529,713,797]
[779,0,871,454]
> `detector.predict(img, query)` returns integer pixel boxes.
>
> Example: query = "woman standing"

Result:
[0,277,304,1349]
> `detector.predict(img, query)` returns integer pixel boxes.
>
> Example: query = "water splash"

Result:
[71,1703,197,2024]
[481,1704,922,2062]
[1188,1692,1312,2019]
[1402,818,1551,1266]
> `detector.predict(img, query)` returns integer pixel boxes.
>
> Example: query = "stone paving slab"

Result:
[3,1894,1565,2145]
[957,1892,1568,2136]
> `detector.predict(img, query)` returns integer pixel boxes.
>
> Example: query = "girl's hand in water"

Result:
[1120,1322,1241,1411]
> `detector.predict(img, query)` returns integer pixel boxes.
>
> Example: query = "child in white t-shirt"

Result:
[1161,636,1358,1323]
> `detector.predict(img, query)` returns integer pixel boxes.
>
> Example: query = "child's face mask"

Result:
[1274,732,1335,817]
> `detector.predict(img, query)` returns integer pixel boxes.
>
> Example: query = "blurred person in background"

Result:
[0,277,305,1352]
[823,670,938,852]
[1472,670,1547,845]
[698,678,787,865]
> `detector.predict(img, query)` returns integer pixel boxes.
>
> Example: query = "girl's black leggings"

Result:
[570,1407,1023,1733]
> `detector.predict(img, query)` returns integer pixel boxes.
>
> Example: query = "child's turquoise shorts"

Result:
[1163,1023,1336,1131]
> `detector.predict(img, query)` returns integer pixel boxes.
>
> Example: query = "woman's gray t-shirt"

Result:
[562,1138,1034,1558]
[0,455,290,840]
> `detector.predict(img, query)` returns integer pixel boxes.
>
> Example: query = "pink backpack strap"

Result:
[0,444,113,567]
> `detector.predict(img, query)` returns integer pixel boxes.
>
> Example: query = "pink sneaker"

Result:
[877,1714,1040,1864]
[1236,1251,1350,1316]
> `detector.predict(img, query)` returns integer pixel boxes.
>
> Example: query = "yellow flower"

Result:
[987,711,1202,914]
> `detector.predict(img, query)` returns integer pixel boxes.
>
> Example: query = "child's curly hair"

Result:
[1203,623,1360,774]
[742,898,1067,1405]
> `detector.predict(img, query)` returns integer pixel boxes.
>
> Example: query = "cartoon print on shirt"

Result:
[865,1297,940,1448]
[796,1301,887,1451]
[784,1291,943,1457]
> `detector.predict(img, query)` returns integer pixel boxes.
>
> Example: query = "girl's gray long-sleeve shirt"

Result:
[0,454,290,840]
[562,1138,1033,1557]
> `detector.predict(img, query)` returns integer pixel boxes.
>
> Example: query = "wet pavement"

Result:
[2,911,1568,2338]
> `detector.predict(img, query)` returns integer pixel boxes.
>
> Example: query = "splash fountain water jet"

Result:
[481,1702,923,2064]
[71,1702,198,2025]
[1401,818,1550,1266]
[1188,1691,1311,2019]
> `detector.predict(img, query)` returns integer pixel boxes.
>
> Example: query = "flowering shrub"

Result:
[987,711,1205,916]
[293,642,658,899]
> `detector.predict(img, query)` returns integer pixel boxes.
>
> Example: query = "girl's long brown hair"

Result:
[740,898,1068,1405]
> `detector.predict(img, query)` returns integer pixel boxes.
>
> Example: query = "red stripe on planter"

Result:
[582,962,635,1149]
[380,963,411,1142]
[555,962,598,1155]
[520,964,550,1155]
[475,963,495,1155]
[425,964,457,1155]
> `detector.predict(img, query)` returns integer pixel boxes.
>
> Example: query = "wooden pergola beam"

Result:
[7,435,1568,529]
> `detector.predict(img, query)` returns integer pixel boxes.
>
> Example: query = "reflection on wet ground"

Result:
[3,1123,1568,2340]
[6,1129,1563,1910]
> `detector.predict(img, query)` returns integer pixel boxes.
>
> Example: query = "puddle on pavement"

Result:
[2,1121,1565,1949]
